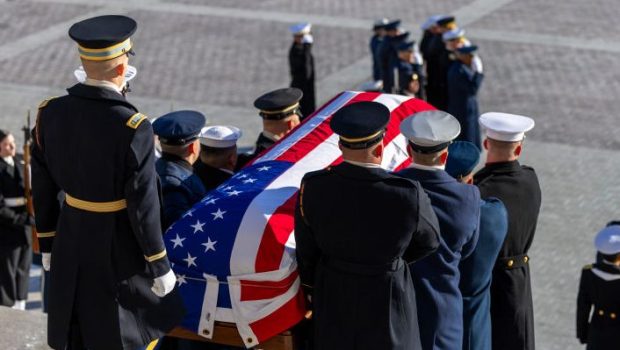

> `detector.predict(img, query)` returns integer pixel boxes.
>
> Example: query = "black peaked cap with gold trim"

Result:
[69,15,136,61]
[254,88,303,120]
[330,101,390,149]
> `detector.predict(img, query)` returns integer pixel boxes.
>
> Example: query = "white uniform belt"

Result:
[4,197,26,207]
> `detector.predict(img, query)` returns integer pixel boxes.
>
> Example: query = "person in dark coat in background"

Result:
[236,88,302,170]
[31,15,183,350]
[474,112,541,350]
[392,41,425,98]
[419,15,444,60]
[424,16,457,110]
[194,125,241,192]
[397,111,480,350]
[288,22,315,118]
[0,130,32,310]
[295,101,441,350]
[577,224,620,350]
[447,45,484,149]
[445,141,508,350]
[153,110,207,230]
[370,18,389,86]
[378,19,409,93]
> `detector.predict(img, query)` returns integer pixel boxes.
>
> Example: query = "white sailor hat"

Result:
[400,110,461,153]
[595,225,620,255]
[289,23,312,35]
[198,125,242,148]
[442,28,465,41]
[420,15,444,31]
[479,112,535,142]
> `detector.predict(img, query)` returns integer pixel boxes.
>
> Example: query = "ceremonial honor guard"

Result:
[377,20,409,93]
[474,112,541,350]
[397,111,480,350]
[370,18,389,88]
[31,15,183,350]
[288,23,316,117]
[153,111,207,230]
[391,41,425,97]
[424,16,457,110]
[445,141,508,350]
[577,224,620,350]
[447,45,484,149]
[236,88,302,169]
[194,125,241,191]
[0,130,32,310]
[295,101,441,350]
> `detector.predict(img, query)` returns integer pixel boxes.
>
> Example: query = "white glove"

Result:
[151,269,176,297]
[42,253,51,271]
[472,55,483,74]
[302,34,313,44]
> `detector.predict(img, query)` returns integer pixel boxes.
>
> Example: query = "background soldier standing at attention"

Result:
[288,23,315,117]
[0,130,32,310]
[577,223,620,350]
[475,112,541,350]
[31,15,183,350]
[194,125,241,191]
[295,101,441,350]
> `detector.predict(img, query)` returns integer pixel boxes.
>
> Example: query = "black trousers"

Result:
[0,243,31,306]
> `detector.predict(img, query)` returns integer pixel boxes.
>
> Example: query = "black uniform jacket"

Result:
[0,154,31,246]
[474,160,541,350]
[236,132,276,171]
[289,42,316,117]
[295,162,441,350]
[31,84,184,350]
[194,161,233,192]
[577,262,620,350]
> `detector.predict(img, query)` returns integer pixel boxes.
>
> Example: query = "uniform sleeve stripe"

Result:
[126,113,148,129]
[37,231,56,238]
[144,250,167,262]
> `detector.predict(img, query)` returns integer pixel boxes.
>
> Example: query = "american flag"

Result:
[164,91,435,347]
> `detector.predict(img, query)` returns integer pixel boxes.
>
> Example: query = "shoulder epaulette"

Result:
[38,97,57,109]
[583,264,593,270]
[126,113,148,129]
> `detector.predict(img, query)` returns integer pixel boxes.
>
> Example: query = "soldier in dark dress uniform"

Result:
[391,41,425,98]
[447,45,484,149]
[445,141,508,350]
[288,23,315,117]
[152,111,207,230]
[236,88,302,169]
[377,20,409,93]
[474,112,541,350]
[194,125,241,191]
[577,224,620,350]
[424,16,457,110]
[0,130,32,310]
[370,18,389,84]
[397,111,480,350]
[295,101,441,350]
[31,15,183,350]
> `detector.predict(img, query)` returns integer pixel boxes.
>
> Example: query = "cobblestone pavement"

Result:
[1,0,619,349]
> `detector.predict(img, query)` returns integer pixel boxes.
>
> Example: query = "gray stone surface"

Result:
[0,307,50,350]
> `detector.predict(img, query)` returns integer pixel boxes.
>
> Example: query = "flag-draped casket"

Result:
[165,91,435,347]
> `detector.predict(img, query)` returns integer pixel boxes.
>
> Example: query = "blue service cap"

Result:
[330,101,390,150]
[595,225,620,255]
[445,141,481,179]
[397,41,415,52]
[384,19,401,31]
[373,18,390,30]
[153,110,206,145]
[69,15,136,61]
[456,45,478,55]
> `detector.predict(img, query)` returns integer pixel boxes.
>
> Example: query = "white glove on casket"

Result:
[151,269,176,297]
[42,253,51,272]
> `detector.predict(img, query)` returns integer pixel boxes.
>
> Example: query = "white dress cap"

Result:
[442,28,465,41]
[479,112,535,142]
[400,110,461,147]
[595,225,620,255]
[420,15,444,30]
[289,23,312,35]
[199,125,242,148]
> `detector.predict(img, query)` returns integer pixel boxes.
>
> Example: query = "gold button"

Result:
[524,256,529,263]
[599,310,605,316]
[247,338,253,343]
[507,260,514,267]
[611,313,617,319]
[203,329,210,335]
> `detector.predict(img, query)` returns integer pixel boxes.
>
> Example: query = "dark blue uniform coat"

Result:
[474,161,541,350]
[156,154,206,230]
[459,198,508,350]
[31,84,184,350]
[447,61,484,149]
[295,162,441,350]
[289,42,316,117]
[379,34,409,93]
[397,167,480,350]
[390,60,425,98]
[194,161,233,192]
[370,35,384,81]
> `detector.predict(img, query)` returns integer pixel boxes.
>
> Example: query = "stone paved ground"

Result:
[1,0,619,349]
